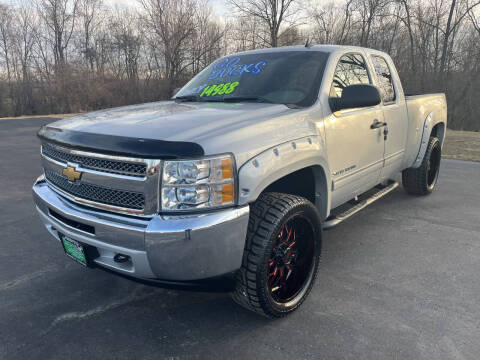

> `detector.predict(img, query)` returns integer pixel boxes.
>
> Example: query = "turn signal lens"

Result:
[221,184,234,203]
[221,158,233,179]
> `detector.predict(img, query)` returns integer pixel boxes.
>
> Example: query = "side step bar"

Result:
[323,180,399,230]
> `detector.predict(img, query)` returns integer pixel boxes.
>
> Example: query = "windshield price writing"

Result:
[200,82,240,97]
[208,57,267,80]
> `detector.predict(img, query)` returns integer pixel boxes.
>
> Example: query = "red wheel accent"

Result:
[267,216,315,303]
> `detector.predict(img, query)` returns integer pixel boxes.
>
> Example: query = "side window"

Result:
[330,54,370,98]
[371,56,396,103]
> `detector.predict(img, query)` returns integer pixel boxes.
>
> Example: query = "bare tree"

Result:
[439,0,480,74]
[110,10,142,82]
[227,0,298,47]
[140,0,197,94]
[78,0,102,70]
[227,15,268,51]
[310,1,355,45]
[0,5,13,82]
[37,0,79,67]
[189,1,224,74]
[395,0,415,71]
[354,0,390,47]
[468,3,480,34]
[0,4,15,115]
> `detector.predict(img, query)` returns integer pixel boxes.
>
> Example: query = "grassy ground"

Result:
[443,129,480,162]
[1,114,478,162]
[0,113,78,121]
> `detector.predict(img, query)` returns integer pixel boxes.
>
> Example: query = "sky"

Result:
[206,0,230,15]
[1,0,231,16]
[106,0,230,16]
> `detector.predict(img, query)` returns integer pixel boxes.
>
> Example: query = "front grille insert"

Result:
[45,170,145,210]
[49,209,95,234]
[42,143,147,177]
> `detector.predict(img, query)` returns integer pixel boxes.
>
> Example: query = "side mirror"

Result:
[173,87,181,96]
[329,84,381,112]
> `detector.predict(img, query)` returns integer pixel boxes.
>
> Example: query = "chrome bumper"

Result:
[33,175,250,281]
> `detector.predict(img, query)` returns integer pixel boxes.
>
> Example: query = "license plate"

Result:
[60,234,87,267]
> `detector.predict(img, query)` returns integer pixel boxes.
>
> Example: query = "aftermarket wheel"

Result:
[402,136,441,195]
[232,192,322,318]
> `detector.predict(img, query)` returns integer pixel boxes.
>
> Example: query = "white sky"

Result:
[106,0,230,16]
[0,0,231,16]
[208,0,230,15]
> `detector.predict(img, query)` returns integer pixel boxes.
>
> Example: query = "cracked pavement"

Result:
[1,117,480,359]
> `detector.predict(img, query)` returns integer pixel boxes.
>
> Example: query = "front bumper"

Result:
[33,175,249,283]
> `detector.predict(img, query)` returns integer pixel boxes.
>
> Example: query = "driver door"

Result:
[325,53,386,208]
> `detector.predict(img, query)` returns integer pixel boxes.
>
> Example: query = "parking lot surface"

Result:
[1,117,480,359]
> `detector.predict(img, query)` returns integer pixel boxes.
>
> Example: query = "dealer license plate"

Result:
[59,234,87,267]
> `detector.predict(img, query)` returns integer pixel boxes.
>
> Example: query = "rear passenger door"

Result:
[326,53,386,208]
[370,55,408,178]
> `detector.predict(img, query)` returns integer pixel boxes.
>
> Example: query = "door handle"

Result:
[370,119,387,129]
[383,126,389,140]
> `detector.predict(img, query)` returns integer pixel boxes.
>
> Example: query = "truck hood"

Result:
[45,101,317,165]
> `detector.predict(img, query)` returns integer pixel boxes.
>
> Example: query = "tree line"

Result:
[0,0,479,131]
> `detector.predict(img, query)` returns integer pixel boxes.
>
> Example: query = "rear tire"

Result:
[232,192,322,318]
[402,136,441,195]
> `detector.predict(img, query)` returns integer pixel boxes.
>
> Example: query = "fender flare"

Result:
[412,112,445,168]
[237,136,331,219]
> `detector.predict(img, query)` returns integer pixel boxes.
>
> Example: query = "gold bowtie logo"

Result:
[62,166,82,182]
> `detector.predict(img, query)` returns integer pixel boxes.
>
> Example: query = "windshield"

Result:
[174,51,329,108]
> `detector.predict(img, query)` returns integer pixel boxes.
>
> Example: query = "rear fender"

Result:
[412,112,445,168]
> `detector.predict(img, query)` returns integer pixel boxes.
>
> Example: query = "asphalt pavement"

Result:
[1,117,480,360]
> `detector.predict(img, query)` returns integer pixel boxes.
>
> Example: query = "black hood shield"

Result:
[38,126,205,159]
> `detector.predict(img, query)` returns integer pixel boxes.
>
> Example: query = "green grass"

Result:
[0,113,78,121]
[443,129,480,162]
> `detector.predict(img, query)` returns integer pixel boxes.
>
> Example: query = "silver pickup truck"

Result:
[33,45,447,318]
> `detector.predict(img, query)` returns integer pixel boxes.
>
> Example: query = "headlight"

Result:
[161,154,236,211]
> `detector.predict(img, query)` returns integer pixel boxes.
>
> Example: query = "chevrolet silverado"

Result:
[33,45,447,317]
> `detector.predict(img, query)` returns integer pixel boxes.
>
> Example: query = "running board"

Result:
[323,181,399,230]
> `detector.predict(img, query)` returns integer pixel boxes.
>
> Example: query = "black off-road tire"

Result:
[402,136,441,195]
[232,192,322,318]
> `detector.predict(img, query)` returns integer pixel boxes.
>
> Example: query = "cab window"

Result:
[330,54,371,98]
[371,55,396,104]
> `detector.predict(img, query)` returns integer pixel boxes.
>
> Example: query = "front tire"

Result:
[402,136,441,195]
[232,192,322,318]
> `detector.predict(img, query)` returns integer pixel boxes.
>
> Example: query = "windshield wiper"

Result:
[175,95,301,108]
[174,95,224,103]
[174,95,200,102]
[222,96,274,103]
[223,96,301,109]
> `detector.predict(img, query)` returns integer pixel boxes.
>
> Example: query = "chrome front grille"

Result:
[45,170,145,210]
[41,142,161,215]
[42,143,147,177]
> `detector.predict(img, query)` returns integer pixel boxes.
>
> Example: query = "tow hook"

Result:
[114,253,131,263]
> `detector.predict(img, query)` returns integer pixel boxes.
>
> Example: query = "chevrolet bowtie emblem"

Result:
[62,166,82,182]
